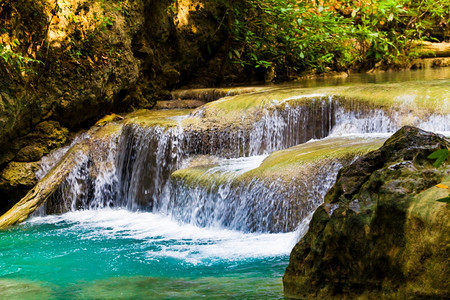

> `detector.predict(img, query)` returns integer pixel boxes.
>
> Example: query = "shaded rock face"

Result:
[0,0,228,208]
[0,120,69,214]
[0,162,40,214]
[0,0,227,165]
[283,126,450,299]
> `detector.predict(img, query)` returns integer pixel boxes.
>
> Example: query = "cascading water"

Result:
[115,124,187,210]
[3,75,449,299]
[167,155,346,232]
[35,97,336,218]
[35,93,449,228]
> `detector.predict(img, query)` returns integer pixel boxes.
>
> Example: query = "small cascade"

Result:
[183,96,335,157]
[168,156,345,232]
[115,124,187,210]
[35,132,91,181]
[38,128,122,214]
[331,99,450,136]
[247,99,334,155]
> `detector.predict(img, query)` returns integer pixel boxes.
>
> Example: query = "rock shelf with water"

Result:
[170,137,384,232]
[0,79,449,230]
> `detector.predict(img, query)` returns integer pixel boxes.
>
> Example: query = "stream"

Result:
[0,68,449,299]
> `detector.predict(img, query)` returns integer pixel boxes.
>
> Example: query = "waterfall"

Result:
[115,124,187,210]
[34,92,450,232]
[167,157,345,232]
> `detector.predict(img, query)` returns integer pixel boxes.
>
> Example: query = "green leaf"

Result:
[428,149,449,168]
[436,196,450,203]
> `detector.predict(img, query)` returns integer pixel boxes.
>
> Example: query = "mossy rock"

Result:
[173,137,384,190]
[241,137,385,183]
[0,279,53,300]
[15,145,46,162]
[14,120,69,162]
[182,79,449,132]
[171,155,246,188]
[0,161,40,214]
[401,175,449,296]
[283,126,450,299]
[0,162,39,188]
[123,109,192,129]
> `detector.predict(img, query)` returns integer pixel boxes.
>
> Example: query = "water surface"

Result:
[0,209,295,299]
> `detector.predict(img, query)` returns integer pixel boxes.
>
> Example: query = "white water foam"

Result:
[36,132,91,180]
[26,209,296,264]
[204,155,268,176]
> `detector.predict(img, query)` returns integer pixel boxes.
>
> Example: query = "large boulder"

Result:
[283,126,450,299]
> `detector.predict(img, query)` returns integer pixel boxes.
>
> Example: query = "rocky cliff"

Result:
[283,126,449,299]
[0,0,229,212]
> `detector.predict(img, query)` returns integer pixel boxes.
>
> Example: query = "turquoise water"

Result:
[0,209,296,299]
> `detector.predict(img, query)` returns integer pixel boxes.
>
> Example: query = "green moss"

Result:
[241,137,385,182]
[183,79,449,131]
[0,162,39,188]
[123,109,192,128]
[403,175,450,296]
[91,123,122,139]
[171,156,234,188]
[171,137,385,190]
[0,279,53,300]
[171,167,233,188]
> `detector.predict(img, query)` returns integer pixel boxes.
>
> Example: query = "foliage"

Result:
[217,0,449,80]
[0,43,43,78]
[428,148,450,203]
[0,0,47,81]
[428,148,449,168]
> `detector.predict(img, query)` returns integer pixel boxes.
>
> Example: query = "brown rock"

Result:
[0,161,40,214]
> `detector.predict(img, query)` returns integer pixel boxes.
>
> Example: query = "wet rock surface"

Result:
[283,126,450,299]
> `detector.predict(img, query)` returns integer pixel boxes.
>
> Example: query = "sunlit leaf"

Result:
[436,184,449,189]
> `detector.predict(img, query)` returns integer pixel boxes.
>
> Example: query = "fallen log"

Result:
[0,142,89,229]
